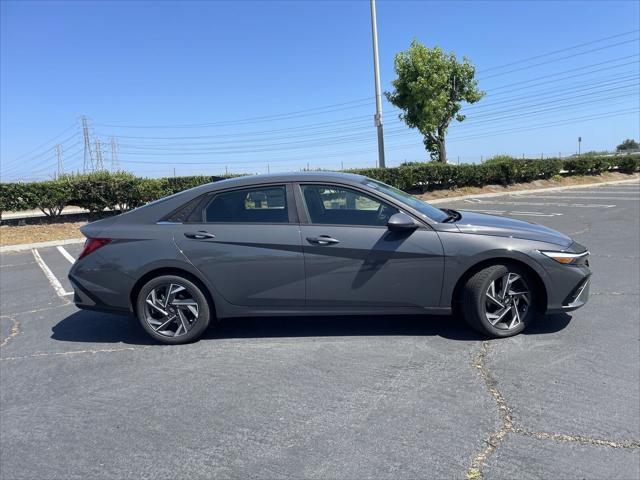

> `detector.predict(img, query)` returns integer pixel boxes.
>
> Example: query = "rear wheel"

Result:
[136,275,211,344]
[461,264,536,337]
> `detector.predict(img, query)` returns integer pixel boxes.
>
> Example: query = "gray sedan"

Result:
[69,172,591,344]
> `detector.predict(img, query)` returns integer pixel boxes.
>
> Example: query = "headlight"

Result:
[540,250,590,265]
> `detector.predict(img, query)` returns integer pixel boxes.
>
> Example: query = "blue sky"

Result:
[1,0,638,180]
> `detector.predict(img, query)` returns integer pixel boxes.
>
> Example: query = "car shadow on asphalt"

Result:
[51,310,573,346]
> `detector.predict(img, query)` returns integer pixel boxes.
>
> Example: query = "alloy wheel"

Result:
[143,283,200,338]
[484,272,531,330]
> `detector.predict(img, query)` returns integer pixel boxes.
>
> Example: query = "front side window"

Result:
[363,178,449,222]
[205,186,288,223]
[301,184,398,226]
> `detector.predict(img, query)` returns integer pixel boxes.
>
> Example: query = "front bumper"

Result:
[542,261,591,314]
[560,275,590,311]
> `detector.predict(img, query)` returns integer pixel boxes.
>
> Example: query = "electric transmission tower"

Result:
[95,138,104,170]
[110,137,119,171]
[55,144,64,178]
[81,116,94,172]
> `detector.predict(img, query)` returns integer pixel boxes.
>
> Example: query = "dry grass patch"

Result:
[0,221,86,246]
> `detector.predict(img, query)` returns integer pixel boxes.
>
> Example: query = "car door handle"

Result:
[184,231,216,240]
[306,235,340,245]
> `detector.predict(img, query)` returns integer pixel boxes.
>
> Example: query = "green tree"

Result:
[385,40,484,163]
[616,139,639,152]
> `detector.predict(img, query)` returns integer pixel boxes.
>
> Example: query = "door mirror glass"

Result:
[387,212,418,231]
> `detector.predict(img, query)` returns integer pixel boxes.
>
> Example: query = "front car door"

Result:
[173,183,305,307]
[296,183,445,311]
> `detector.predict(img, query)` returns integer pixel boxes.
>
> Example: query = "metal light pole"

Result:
[369,0,386,168]
[578,136,582,156]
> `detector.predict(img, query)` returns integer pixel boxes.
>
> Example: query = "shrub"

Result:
[161,175,225,195]
[563,158,594,175]
[24,180,74,217]
[617,155,640,173]
[67,171,115,213]
[0,183,28,217]
[483,155,517,165]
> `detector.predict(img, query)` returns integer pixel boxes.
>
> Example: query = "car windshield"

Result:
[363,178,449,222]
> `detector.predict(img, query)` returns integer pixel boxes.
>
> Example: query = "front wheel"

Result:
[136,275,211,344]
[461,264,536,337]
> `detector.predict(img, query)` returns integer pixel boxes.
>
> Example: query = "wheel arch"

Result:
[451,257,548,314]
[129,267,216,317]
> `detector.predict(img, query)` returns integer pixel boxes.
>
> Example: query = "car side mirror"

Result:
[387,212,418,231]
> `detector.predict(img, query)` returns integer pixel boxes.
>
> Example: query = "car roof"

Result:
[198,171,367,191]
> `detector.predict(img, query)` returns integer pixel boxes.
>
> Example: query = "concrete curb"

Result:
[427,178,640,204]
[0,237,85,254]
[1,177,638,253]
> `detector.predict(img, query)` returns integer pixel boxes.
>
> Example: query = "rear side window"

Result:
[163,196,205,223]
[204,186,288,223]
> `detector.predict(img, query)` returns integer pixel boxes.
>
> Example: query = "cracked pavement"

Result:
[1,181,639,479]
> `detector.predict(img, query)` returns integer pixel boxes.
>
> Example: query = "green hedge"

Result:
[1,156,638,218]
[348,155,638,190]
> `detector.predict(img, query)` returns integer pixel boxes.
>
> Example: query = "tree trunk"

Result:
[436,127,447,163]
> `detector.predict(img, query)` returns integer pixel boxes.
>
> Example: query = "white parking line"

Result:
[461,208,563,217]
[56,246,76,264]
[464,199,616,208]
[568,190,640,194]
[512,195,638,201]
[31,249,73,298]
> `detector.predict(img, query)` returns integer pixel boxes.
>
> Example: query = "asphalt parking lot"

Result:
[1,180,639,480]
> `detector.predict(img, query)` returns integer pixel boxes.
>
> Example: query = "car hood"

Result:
[452,210,573,247]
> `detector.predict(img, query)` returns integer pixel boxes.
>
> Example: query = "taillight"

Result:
[78,238,111,260]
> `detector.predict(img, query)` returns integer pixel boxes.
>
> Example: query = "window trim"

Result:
[295,182,415,228]
[159,194,209,224]
[197,183,297,225]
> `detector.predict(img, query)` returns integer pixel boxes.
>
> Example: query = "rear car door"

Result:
[173,183,305,307]
[297,183,445,310]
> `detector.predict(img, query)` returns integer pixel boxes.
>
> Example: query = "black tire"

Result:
[461,264,537,338]
[136,274,211,344]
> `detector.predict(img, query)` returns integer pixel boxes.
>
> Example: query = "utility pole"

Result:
[81,116,94,172]
[55,144,64,178]
[578,136,582,156]
[369,0,386,168]
[110,137,119,171]
[95,139,104,170]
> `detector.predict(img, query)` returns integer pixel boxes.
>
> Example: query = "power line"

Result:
[478,29,639,73]
[115,109,638,169]
[91,38,638,131]
[111,82,638,153]
[0,131,80,173]
[479,38,639,80]
[484,54,638,94]
[464,72,639,110]
[96,67,638,147]
[93,98,373,129]
[3,123,76,164]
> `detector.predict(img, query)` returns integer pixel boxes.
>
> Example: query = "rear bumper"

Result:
[68,273,130,315]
